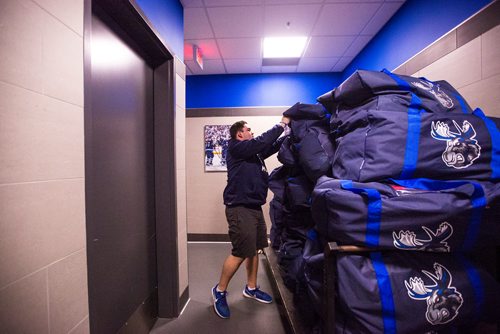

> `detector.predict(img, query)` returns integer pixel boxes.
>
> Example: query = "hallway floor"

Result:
[151,242,288,334]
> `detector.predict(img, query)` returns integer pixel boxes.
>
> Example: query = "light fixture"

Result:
[262,36,308,58]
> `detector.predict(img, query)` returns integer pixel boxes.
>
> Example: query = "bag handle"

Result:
[382,68,423,178]
[341,180,382,247]
[370,252,397,334]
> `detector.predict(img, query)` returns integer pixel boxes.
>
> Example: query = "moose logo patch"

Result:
[405,263,463,325]
[393,222,453,252]
[411,80,454,109]
[431,120,481,169]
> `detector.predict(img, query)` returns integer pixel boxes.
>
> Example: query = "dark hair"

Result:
[229,120,246,139]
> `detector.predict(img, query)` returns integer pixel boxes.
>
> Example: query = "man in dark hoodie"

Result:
[212,117,290,319]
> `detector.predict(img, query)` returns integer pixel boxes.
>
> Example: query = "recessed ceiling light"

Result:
[263,36,308,58]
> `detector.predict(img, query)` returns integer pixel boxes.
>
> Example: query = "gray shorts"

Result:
[225,206,268,258]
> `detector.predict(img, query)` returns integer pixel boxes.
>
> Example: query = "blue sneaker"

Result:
[243,285,273,304]
[212,284,230,318]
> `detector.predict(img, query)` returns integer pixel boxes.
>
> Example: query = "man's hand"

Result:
[280,116,290,127]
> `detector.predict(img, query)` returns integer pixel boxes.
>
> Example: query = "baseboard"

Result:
[187,233,230,242]
[117,290,158,334]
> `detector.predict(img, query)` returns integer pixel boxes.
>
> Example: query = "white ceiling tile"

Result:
[217,38,262,59]
[186,59,226,75]
[207,6,264,38]
[261,65,297,73]
[343,35,372,57]
[184,8,214,39]
[332,56,353,71]
[186,66,193,75]
[304,36,354,58]
[265,0,322,3]
[361,1,404,36]
[185,60,198,74]
[264,4,321,36]
[297,58,340,72]
[325,0,383,2]
[224,59,262,73]
[312,3,382,36]
[183,0,405,75]
[180,0,204,7]
[184,40,221,60]
[204,0,263,6]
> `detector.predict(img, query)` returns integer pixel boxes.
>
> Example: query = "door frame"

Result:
[83,0,181,326]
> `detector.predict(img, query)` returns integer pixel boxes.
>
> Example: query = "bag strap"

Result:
[382,68,423,179]
[473,108,500,179]
[341,180,382,247]
[370,252,397,334]
[457,254,484,323]
[453,92,469,114]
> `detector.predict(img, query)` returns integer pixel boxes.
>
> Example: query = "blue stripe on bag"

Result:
[382,69,422,178]
[341,181,382,247]
[454,93,469,114]
[370,252,397,334]
[463,183,485,252]
[400,94,422,178]
[473,108,500,179]
[382,68,411,90]
[458,254,484,322]
[389,179,486,251]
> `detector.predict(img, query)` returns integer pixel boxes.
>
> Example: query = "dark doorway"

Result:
[84,1,178,333]
[87,13,156,333]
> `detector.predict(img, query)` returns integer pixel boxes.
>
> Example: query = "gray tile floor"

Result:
[151,242,288,334]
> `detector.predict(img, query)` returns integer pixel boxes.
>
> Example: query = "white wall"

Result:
[174,59,189,298]
[186,115,285,235]
[0,0,88,333]
[412,25,500,118]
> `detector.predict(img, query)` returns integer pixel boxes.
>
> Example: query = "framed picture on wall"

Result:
[204,124,231,172]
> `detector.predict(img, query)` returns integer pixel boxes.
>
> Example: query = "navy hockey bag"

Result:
[331,107,500,181]
[299,229,325,320]
[286,174,314,211]
[283,102,330,142]
[269,166,288,202]
[295,126,335,182]
[311,177,500,252]
[283,102,328,119]
[333,252,499,333]
[318,69,474,114]
[277,136,299,167]
[269,198,285,250]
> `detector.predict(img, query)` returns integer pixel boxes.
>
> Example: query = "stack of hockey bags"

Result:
[269,69,500,333]
[268,102,334,329]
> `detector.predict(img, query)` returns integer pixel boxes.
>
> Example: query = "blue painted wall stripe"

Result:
[343,0,493,80]
[186,73,342,108]
[135,0,184,61]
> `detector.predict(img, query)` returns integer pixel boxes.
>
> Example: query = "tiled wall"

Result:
[186,115,286,235]
[412,24,500,118]
[0,0,88,333]
[174,58,189,299]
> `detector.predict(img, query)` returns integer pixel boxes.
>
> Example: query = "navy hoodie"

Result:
[223,124,285,206]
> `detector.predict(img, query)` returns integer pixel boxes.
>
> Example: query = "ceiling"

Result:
[181,0,406,75]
